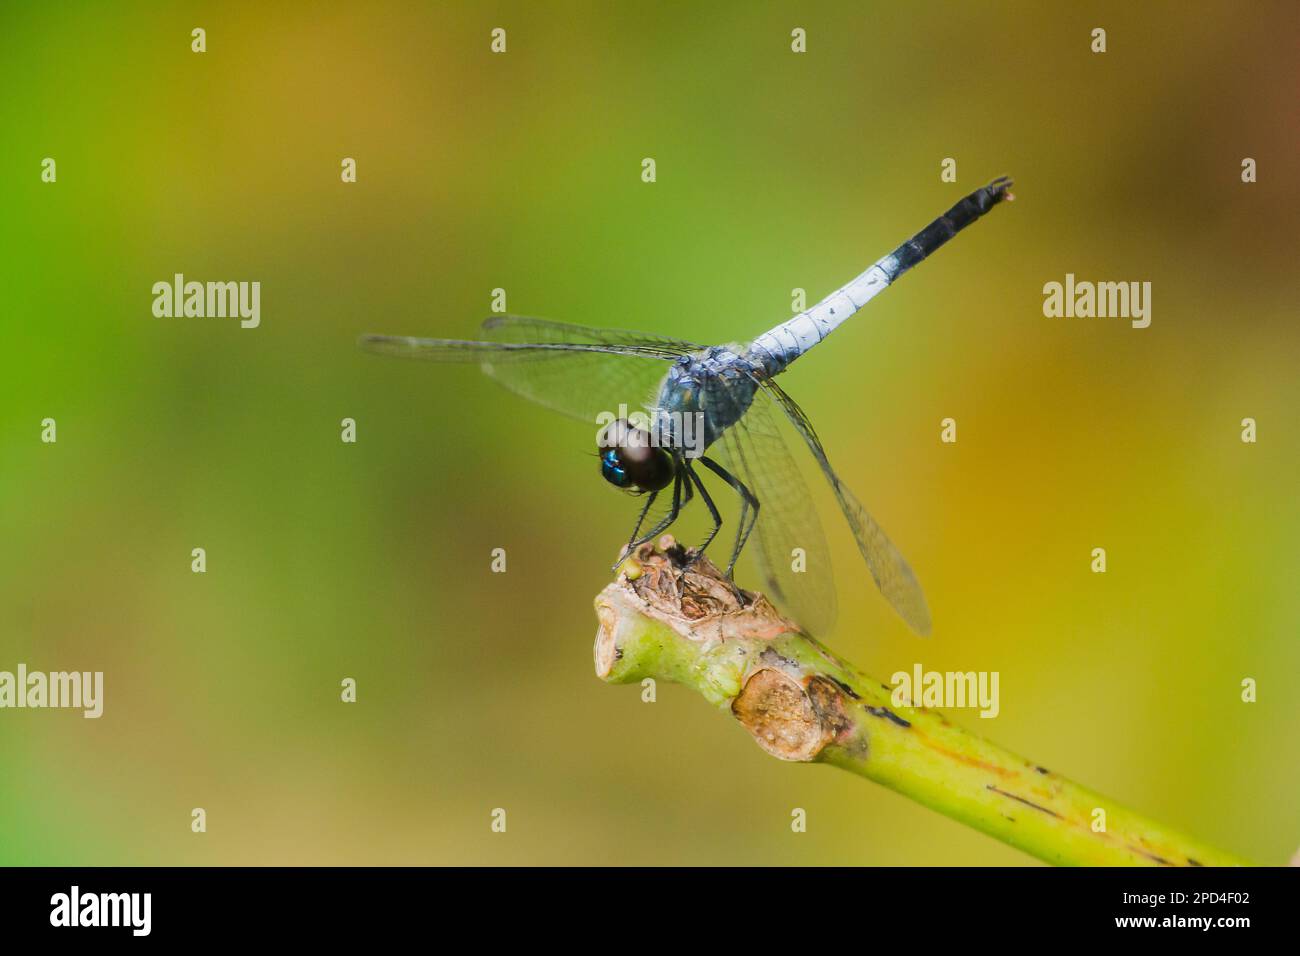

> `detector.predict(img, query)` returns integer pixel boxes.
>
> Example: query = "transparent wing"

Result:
[758,379,932,636]
[360,316,701,424]
[709,391,839,637]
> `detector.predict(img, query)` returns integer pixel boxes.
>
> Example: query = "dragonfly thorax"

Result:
[653,346,760,452]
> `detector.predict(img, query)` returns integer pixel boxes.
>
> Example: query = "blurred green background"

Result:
[2,1,1296,865]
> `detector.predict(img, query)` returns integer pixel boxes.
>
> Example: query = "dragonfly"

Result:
[361,177,1014,636]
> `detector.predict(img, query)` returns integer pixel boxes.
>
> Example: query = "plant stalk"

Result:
[593,540,1252,866]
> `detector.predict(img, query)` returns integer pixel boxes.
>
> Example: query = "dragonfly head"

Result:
[597,418,675,493]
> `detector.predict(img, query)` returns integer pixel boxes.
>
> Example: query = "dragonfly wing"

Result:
[474,315,700,354]
[757,379,932,636]
[360,316,701,425]
[710,393,838,637]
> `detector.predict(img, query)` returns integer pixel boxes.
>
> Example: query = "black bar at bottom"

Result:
[0,865,1290,942]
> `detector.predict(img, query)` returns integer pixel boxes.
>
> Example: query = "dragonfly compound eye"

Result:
[598,418,675,492]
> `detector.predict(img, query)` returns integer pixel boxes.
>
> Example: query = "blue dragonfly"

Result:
[361,177,1014,636]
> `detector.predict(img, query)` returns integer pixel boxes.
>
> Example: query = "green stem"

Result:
[594,543,1252,867]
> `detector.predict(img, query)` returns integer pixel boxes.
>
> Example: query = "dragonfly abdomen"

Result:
[747,176,1014,377]
[886,176,1014,280]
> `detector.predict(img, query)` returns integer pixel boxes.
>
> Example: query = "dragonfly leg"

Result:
[684,462,723,560]
[616,468,691,570]
[620,490,659,558]
[697,455,760,578]
[684,461,750,606]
